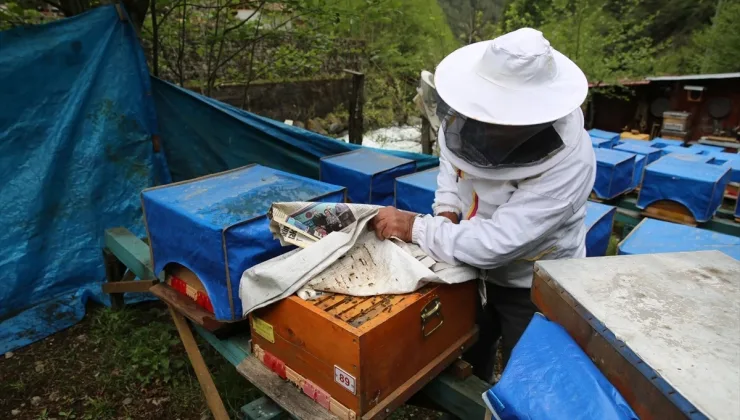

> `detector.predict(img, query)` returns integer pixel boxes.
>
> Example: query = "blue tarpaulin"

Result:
[483,313,637,420]
[142,165,346,320]
[638,157,731,222]
[151,78,439,182]
[0,5,442,353]
[0,6,168,354]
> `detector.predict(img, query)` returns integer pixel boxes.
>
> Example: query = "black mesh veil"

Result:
[434,93,565,169]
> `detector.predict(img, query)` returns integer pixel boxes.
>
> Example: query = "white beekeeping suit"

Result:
[410,28,596,289]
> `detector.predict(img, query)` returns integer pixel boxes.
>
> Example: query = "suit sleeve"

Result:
[431,152,462,216]
[412,182,575,270]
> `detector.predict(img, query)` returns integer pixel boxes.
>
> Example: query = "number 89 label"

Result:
[334,365,356,394]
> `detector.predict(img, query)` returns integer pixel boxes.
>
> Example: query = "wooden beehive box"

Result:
[249,281,478,420]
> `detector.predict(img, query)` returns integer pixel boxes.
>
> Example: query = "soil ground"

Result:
[0,302,442,420]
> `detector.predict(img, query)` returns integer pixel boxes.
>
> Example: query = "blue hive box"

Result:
[628,155,646,190]
[613,143,662,164]
[650,137,684,148]
[616,138,652,148]
[619,218,740,260]
[613,143,661,190]
[663,153,713,164]
[708,152,740,183]
[589,129,620,149]
[141,165,346,321]
[394,167,440,214]
[688,143,725,155]
[584,202,616,257]
[637,158,731,222]
[657,145,703,157]
[593,149,636,199]
[482,314,637,420]
[320,149,416,205]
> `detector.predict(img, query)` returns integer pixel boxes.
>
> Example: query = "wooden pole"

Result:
[344,69,365,145]
[150,0,159,77]
[421,116,432,155]
[168,305,230,420]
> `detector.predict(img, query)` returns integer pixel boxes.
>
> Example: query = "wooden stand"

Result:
[101,227,490,420]
[641,200,697,226]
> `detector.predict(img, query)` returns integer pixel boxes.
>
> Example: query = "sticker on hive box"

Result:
[252,317,275,343]
[334,365,356,395]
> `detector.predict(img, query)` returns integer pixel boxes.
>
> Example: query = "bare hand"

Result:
[370,207,417,242]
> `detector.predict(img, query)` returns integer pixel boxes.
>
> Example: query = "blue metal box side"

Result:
[320,149,416,205]
[370,161,417,206]
[707,152,740,183]
[584,202,616,257]
[141,164,347,320]
[593,149,635,199]
[618,218,740,260]
[629,155,647,191]
[223,188,346,319]
[395,167,440,214]
[637,159,731,222]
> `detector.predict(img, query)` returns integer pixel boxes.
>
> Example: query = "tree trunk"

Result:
[52,0,150,30]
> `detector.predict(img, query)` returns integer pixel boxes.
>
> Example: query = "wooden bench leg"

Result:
[103,249,126,310]
[169,304,230,420]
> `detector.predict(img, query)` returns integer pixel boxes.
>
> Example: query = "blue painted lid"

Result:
[322,148,414,176]
[650,137,685,147]
[588,129,620,140]
[614,143,662,157]
[143,165,345,227]
[620,218,740,260]
[585,202,615,229]
[646,157,730,182]
[663,153,714,164]
[594,148,635,165]
[396,167,440,191]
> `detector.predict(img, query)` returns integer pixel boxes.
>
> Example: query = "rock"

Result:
[48,391,60,402]
[306,119,328,135]
[76,334,87,342]
[4,352,13,359]
[123,397,133,405]
[31,396,41,406]
[406,116,422,126]
[294,121,305,129]
[328,122,344,134]
[11,409,20,416]
[34,361,45,373]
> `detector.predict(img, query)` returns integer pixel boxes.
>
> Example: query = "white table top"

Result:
[536,251,740,420]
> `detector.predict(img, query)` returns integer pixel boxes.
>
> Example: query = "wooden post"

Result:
[103,249,125,310]
[150,0,159,77]
[344,69,365,145]
[169,305,230,420]
[421,116,432,155]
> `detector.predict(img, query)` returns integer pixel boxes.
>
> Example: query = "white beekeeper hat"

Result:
[434,28,588,126]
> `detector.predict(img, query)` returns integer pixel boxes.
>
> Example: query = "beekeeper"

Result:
[372,28,595,381]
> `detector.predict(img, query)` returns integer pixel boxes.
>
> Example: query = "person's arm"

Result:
[432,153,462,219]
[412,181,577,270]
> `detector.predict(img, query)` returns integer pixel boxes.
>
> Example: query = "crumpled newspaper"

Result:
[238,202,477,316]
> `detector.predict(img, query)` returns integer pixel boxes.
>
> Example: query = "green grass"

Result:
[1,302,441,419]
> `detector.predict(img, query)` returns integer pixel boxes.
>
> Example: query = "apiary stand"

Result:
[101,227,490,420]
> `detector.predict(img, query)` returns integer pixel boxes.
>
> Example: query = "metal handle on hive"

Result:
[421,297,443,338]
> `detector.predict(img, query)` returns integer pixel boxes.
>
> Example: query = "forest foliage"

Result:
[2,0,739,127]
